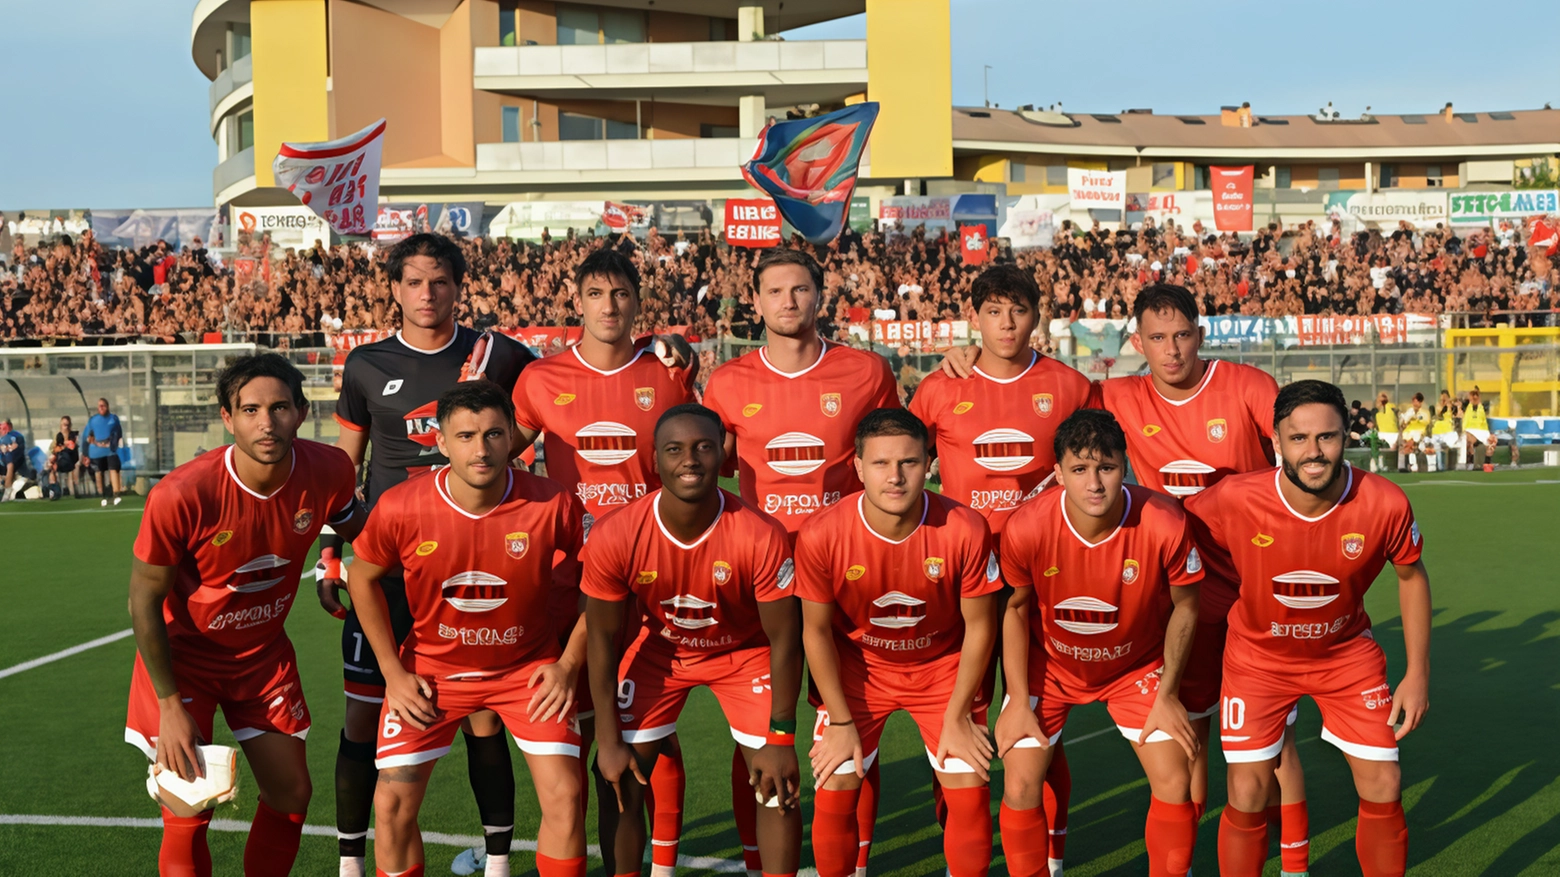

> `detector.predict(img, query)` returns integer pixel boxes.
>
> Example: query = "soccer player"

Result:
[1399,393,1431,472]
[1372,391,1401,472]
[345,381,588,877]
[325,233,538,877]
[84,397,125,505]
[796,408,1001,877]
[125,353,362,877]
[583,403,802,877]
[511,247,699,877]
[994,409,1202,877]
[1184,380,1430,877]
[1462,386,1498,467]
[909,264,1092,873]
[703,246,899,874]
[0,417,26,501]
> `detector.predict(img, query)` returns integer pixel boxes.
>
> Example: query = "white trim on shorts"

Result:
[1320,727,1398,762]
[575,708,595,720]
[125,728,157,760]
[512,736,580,759]
[1005,694,1063,749]
[344,690,384,704]
[1286,705,1299,726]
[1220,735,1285,763]
[622,722,677,744]
[925,749,979,774]
[730,727,765,750]
[1189,702,1219,720]
[231,726,309,744]
[1114,725,1174,745]
[830,749,880,776]
[375,744,452,769]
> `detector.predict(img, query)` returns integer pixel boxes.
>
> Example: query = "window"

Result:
[1426,165,1444,187]
[1193,165,1208,190]
[227,23,251,66]
[236,111,254,153]
[557,5,599,45]
[1152,162,1175,188]
[1489,112,1516,121]
[1010,162,1026,183]
[1275,166,1291,189]
[502,106,522,143]
[700,123,740,138]
[1045,165,1067,186]
[499,4,516,46]
[1401,114,1426,124]
[1317,167,1340,190]
[601,9,645,43]
[560,112,638,141]
[605,118,638,140]
[1380,164,1398,188]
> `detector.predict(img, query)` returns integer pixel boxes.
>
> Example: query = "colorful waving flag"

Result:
[741,103,878,245]
[272,119,386,237]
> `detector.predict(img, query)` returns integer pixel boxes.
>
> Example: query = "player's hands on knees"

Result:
[936,713,994,781]
[809,719,864,787]
[595,737,647,813]
[1389,671,1429,741]
[750,744,802,811]
[525,660,576,723]
[385,669,440,730]
[1141,693,1198,760]
[994,696,1045,756]
[155,694,206,782]
[938,344,981,379]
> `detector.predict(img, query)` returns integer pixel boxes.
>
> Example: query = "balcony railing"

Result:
[476,138,756,177]
[213,146,255,197]
[209,53,252,116]
[474,39,866,91]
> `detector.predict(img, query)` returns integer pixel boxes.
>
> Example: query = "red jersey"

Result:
[1182,465,1422,658]
[1000,485,1203,689]
[352,468,586,678]
[910,352,1092,540]
[133,441,358,672]
[704,341,899,533]
[579,488,792,658]
[512,346,697,521]
[794,492,1000,668]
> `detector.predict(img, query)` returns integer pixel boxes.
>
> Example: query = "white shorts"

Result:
[1430,432,1460,449]
[1376,432,1399,447]
[1465,429,1491,444]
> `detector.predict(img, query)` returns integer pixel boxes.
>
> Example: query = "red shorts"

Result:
[125,642,310,759]
[615,643,772,749]
[374,658,582,769]
[1007,659,1170,749]
[1221,632,1398,763]
[811,651,988,776]
[1179,615,1227,718]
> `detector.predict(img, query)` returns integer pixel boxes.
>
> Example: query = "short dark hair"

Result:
[436,380,514,427]
[854,408,928,458]
[970,264,1040,311]
[655,403,725,442]
[1132,283,1200,325]
[1273,380,1349,433]
[752,247,824,297]
[386,233,467,287]
[575,246,641,296]
[1053,409,1127,463]
[215,353,307,413]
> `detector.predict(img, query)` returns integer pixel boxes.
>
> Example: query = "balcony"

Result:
[213,146,256,203]
[209,53,252,130]
[474,40,867,106]
[471,138,756,184]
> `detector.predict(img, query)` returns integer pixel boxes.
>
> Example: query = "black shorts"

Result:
[53,452,79,472]
[341,576,414,701]
[90,455,121,473]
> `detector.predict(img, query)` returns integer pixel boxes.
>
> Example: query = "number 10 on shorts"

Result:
[1221,696,1246,731]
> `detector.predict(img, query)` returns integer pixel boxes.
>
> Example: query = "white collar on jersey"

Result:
[223,444,295,501]
[758,338,828,379]
[1062,486,1132,548]
[1273,462,1354,523]
[571,344,647,376]
[972,350,1038,385]
[653,489,726,550]
[857,492,929,545]
[435,467,514,520]
[395,329,461,356]
[1152,358,1219,408]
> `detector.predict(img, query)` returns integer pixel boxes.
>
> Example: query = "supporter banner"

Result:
[1067,169,1126,211]
[371,202,485,243]
[233,206,331,250]
[723,199,782,247]
[1292,314,1437,346]
[878,194,998,236]
[327,326,583,354]
[90,209,219,250]
[1200,315,1272,346]
[1211,166,1255,232]
[959,225,989,265]
[1124,192,1214,229]
[601,201,648,233]
[1449,189,1560,224]
[1324,191,1448,230]
[848,320,970,351]
[1531,217,1559,255]
[272,119,386,236]
[742,102,879,245]
[487,201,603,239]
[999,194,1064,249]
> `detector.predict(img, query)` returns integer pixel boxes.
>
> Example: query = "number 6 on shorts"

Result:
[383,711,403,739]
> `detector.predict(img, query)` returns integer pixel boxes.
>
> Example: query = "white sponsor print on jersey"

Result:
[1270,570,1342,610]
[972,428,1036,472]
[1159,459,1217,496]
[440,571,509,612]
[226,555,292,593]
[576,422,638,466]
[382,379,404,396]
[869,591,927,629]
[764,431,827,476]
[662,594,719,630]
[1052,596,1120,635]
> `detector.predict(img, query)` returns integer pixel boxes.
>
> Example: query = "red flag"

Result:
[960,225,989,265]
[1211,166,1254,232]
[1530,217,1559,255]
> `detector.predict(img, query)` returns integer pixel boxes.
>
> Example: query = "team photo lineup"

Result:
[122,233,1431,877]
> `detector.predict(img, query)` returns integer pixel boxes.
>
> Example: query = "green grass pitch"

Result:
[1,468,1557,876]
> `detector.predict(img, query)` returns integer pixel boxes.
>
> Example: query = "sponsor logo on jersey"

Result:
[441,571,509,612]
[1251,533,1274,547]
[415,540,439,556]
[212,530,234,546]
[1052,596,1119,635]
[661,594,719,630]
[869,591,927,629]
[846,564,866,580]
[1359,682,1392,710]
[554,393,576,405]
[1410,520,1421,546]
[1044,565,1060,577]
[576,422,637,466]
[973,428,1036,472]
[742,403,763,417]
[1206,418,1227,442]
[764,431,826,476]
[382,379,404,396]
[953,401,975,415]
[712,560,733,586]
[985,551,1001,582]
[1142,424,1162,437]
[776,558,795,589]
[1341,532,1365,560]
[969,480,1047,513]
[581,513,595,543]
[225,554,292,593]
[636,570,658,585]
[1033,393,1054,417]
[634,387,655,411]
[923,556,945,580]
[1158,459,1216,496]
[504,531,529,560]
[821,393,842,418]
[1122,559,1141,584]
[1187,547,1202,575]
[1270,570,1342,609]
[403,400,441,448]
[292,508,314,534]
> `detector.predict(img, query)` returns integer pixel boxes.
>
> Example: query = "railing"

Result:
[476,138,755,175]
[209,52,252,116]
[473,39,866,84]
[213,145,255,196]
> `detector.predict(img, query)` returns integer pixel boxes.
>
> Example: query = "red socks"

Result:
[244,799,307,877]
[732,747,761,873]
[1280,801,1310,873]
[1145,797,1196,877]
[377,867,425,877]
[857,759,881,872]
[1356,799,1407,877]
[940,786,992,877]
[998,802,1050,877]
[1044,748,1071,862]
[1218,804,1269,876]
[537,854,587,877]
[158,806,213,877]
[650,749,686,874]
[812,787,863,877]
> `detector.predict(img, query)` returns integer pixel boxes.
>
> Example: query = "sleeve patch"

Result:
[582,512,595,544]
[1186,547,1202,576]
[1410,520,1421,547]
[776,557,795,590]
[985,550,1001,583]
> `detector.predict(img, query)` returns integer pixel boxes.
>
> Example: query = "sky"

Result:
[1,0,1556,209]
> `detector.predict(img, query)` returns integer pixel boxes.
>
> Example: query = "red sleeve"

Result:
[908,377,937,451]
[133,480,197,567]
[750,515,795,603]
[511,370,545,433]
[958,512,1002,598]
[351,497,402,571]
[1164,508,1205,588]
[1380,492,1424,567]
[998,509,1038,590]
[791,524,835,604]
[578,516,631,602]
[1246,366,1279,437]
[702,369,736,431]
[324,447,360,524]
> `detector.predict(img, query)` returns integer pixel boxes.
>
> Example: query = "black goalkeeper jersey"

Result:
[334,326,535,506]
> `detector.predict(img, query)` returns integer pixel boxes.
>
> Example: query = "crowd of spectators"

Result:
[3,213,1557,349]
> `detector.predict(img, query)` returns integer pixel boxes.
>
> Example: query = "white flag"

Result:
[272,119,386,237]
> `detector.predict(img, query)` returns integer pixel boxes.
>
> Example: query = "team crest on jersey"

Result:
[1341,532,1365,560]
[1033,393,1055,417]
[712,560,733,585]
[212,530,234,547]
[554,393,576,406]
[1207,418,1228,443]
[846,564,866,581]
[416,540,439,556]
[923,556,945,580]
[504,532,530,560]
[637,571,658,585]
[1142,424,1162,437]
[821,393,842,418]
[953,401,975,415]
[1251,533,1274,548]
[1122,559,1141,584]
[743,403,763,417]
[293,509,314,533]
[634,387,655,411]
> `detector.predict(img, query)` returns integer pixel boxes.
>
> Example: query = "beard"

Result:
[1281,454,1343,496]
